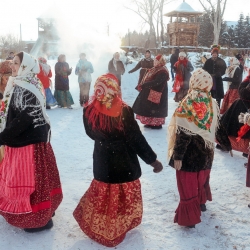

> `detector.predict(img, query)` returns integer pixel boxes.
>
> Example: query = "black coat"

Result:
[220,78,250,139]
[222,67,242,89]
[129,58,154,85]
[108,59,125,85]
[55,62,72,91]
[83,106,157,184]
[203,57,227,99]
[0,86,50,147]
[170,53,178,68]
[169,124,231,172]
[132,72,169,118]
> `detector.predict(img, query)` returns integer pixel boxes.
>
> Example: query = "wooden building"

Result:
[164,0,203,47]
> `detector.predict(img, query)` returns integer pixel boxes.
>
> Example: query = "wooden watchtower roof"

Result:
[164,0,203,47]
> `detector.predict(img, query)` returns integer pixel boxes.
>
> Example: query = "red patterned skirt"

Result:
[136,115,165,126]
[0,142,63,228]
[73,179,142,247]
[229,136,250,154]
[220,89,240,114]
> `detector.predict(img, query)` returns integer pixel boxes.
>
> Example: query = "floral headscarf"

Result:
[226,57,240,79]
[0,60,12,86]
[168,68,219,159]
[85,73,126,132]
[1,52,50,133]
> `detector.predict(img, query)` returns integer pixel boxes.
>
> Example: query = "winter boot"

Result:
[200,204,207,212]
[24,219,53,233]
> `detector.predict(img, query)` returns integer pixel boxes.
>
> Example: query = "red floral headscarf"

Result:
[85,73,127,132]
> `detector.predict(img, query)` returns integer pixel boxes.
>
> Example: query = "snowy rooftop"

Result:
[165,1,203,16]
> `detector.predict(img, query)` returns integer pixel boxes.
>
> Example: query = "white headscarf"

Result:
[1,52,50,133]
[168,68,219,159]
[226,57,240,78]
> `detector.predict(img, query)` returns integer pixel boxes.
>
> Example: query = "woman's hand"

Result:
[150,160,163,173]
[174,160,182,171]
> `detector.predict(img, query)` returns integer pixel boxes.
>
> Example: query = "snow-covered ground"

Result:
[0,56,250,250]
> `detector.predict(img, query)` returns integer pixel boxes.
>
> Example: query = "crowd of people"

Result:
[0,46,249,247]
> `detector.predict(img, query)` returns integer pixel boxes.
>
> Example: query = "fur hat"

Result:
[211,45,221,55]
[179,52,186,57]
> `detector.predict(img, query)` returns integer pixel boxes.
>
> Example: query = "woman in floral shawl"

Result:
[0,52,62,232]
[54,54,74,109]
[168,68,232,228]
[132,54,169,129]
[220,57,243,114]
[73,73,163,247]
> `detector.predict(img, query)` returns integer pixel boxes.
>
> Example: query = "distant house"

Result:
[225,21,237,30]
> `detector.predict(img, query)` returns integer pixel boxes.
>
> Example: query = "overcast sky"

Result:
[0,0,249,41]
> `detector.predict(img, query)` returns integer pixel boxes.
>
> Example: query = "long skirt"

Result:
[136,115,165,126]
[73,179,143,247]
[54,90,74,107]
[45,88,58,107]
[79,82,91,105]
[229,136,250,154]
[174,170,212,226]
[174,88,188,103]
[220,89,240,114]
[0,143,63,228]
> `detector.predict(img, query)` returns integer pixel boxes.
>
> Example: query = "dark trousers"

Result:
[171,68,175,80]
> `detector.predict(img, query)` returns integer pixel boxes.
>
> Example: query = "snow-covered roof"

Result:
[165,1,203,16]
[225,21,237,28]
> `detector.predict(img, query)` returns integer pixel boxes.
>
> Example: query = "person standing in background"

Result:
[172,51,194,102]
[37,57,58,109]
[170,48,179,81]
[75,53,94,106]
[108,52,125,86]
[220,57,242,114]
[203,45,227,107]
[6,52,14,61]
[54,54,74,109]
[128,50,154,87]
[133,54,169,129]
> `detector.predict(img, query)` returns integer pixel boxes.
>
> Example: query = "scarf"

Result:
[137,54,169,91]
[0,52,50,133]
[226,57,240,79]
[168,68,219,159]
[0,60,12,86]
[38,57,51,76]
[172,58,188,92]
[85,73,127,132]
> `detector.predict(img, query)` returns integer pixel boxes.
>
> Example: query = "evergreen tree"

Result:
[198,13,214,47]
[234,13,245,48]
[244,15,250,47]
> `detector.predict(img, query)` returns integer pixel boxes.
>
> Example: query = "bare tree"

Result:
[126,0,174,48]
[198,0,228,44]
[0,34,25,60]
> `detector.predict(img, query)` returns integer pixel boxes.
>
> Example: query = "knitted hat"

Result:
[179,52,186,57]
[155,54,166,66]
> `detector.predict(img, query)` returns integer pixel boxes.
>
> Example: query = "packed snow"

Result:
[0,55,250,250]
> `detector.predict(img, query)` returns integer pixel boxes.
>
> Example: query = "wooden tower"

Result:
[164,0,203,47]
